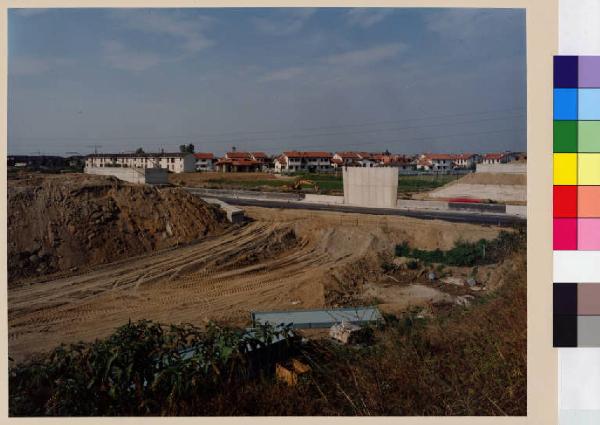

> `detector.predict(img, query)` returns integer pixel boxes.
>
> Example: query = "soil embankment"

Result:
[420,172,526,204]
[8,173,229,283]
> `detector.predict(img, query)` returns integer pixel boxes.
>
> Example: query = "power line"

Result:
[10,106,525,143]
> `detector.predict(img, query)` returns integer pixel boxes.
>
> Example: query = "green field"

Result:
[204,172,459,195]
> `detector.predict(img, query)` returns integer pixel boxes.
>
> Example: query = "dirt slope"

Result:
[8,206,502,362]
[8,174,228,283]
[419,172,526,204]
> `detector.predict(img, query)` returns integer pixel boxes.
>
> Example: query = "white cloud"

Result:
[424,9,521,43]
[12,9,49,17]
[324,43,406,67]
[259,66,305,82]
[111,9,215,54]
[102,40,161,72]
[102,10,216,72]
[253,8,316,36]
[345,8,394,28]
[9,56,75,76]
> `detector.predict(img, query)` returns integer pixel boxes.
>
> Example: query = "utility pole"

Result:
[86,144,102,154]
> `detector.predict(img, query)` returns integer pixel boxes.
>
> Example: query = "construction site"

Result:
[8,164,527,415]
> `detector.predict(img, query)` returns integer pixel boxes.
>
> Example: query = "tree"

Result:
[135,147,145,154]
[179,144,195,154]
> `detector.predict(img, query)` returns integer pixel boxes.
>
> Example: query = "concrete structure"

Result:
[200,197,245,224]
[476,163,527,174]
[194,153,215,171]
[343,166,398,208]
[275,151,333,173]
[86,152,195,173]
[84,166,168,184]
[252,306,383,329]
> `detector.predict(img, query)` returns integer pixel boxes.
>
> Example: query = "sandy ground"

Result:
[421,172,526,204]
[8,206,501,362]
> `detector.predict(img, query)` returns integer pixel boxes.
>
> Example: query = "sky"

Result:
[8,8,526,156]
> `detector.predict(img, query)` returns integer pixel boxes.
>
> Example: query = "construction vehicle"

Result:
[283,178,320,192]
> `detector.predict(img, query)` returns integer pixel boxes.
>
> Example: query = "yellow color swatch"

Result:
[554,153,578,185]
[579,153,600,185]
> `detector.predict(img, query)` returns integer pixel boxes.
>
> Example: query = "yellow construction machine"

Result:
[283,177,320,192]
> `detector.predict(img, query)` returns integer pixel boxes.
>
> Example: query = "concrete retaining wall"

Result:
[85,166,168,185]
[343,166,398,208]
[303,194,344,205]
[201,197,245,224]
[476,163,527,174]
[185,187,303,201]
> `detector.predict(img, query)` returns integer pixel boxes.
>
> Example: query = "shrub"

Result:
[10,321,296,416]
[394,227,525,267]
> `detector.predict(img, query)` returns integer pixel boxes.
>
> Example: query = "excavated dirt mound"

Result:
[8,205,508,361]
[454,172,526,186]
[8,173,229,283]
[422,172,526,204]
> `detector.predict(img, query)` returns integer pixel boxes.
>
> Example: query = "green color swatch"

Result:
[578,121,600,152]
[554,121,578,152]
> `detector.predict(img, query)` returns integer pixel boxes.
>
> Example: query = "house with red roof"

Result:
[417,153,457,171]
[274,151,333,173]
[482,152,517,164]
[215,151,260,172]
[193,152,215,171]
[453,153,481,169]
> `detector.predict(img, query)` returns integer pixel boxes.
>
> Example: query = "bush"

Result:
[10,320,297,416]
[394,227,525,267]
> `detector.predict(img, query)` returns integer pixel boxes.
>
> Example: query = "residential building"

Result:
[194,152,215,171]
[453,153,481,169]
[275,151,333,173]
[251,152,272,170]
[417,154,456,171]
[482,152,518,164]
[85,152,196,173]
[215,151,260,172]
[332,152,362,167]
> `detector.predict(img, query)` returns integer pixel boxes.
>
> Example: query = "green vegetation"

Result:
[396,174,457,193]
[395,228,526,267]
[9,321,297,416]
[204,172,458,195]
[206,178,289,189]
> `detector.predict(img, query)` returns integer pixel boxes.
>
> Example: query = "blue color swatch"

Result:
[554,88,579,120]
[579,89,600,120]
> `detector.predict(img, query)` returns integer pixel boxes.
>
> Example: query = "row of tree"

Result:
[133,144,195,155]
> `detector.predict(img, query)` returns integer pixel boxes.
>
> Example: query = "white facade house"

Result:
[85,152,196,173]
[417,154,456,171]
[275,151,333,173]
[194,153,215,171]
[454,153,481,169]
[482,152,517,164]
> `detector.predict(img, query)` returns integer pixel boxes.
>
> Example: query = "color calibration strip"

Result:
[554,56,600,347]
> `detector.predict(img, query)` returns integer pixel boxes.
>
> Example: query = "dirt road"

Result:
[8,207,501,362]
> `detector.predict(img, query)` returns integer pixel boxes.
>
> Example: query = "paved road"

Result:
[185,189,525,226]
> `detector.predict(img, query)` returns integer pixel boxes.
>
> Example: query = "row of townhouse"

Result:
[85,152,196,173]
[415,151,524,171]
[85,150,525,174]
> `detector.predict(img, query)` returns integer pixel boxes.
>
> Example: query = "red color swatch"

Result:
[554,185,578,217]
[554,218,578,250]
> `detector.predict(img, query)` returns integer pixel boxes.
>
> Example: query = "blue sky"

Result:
[8,8,526,156]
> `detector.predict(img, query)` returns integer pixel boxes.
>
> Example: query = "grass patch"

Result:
[395,228,525,267]
[397,175,457,193]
